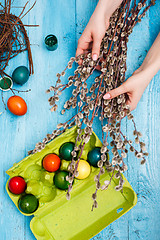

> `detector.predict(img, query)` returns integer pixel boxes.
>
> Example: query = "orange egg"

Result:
[43,154,61,172]
[7,95,27,116]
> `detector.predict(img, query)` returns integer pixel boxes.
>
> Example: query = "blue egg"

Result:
[87,147,101,167]
[12,66,30,85]
[87,147,109,167]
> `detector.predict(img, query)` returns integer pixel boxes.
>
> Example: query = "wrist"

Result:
[139,60,160,79]
[137,64,159,88]
[139,33,160,79]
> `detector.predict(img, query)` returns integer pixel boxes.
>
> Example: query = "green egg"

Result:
[18,194,39,214]
[12,66,30,85]
[59,142,75,161]
[54,171,70,190]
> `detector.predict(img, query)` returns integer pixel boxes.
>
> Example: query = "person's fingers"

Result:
[92,34,103,61]
[103,83,127,100]
[76,35,91,55]
[76,43,85,65]
[76,41,86,56]
[76,47,84,57]
[76,36,91,64]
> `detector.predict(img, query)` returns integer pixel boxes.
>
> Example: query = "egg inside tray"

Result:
[6,126,106,215]
[6,126,137,240]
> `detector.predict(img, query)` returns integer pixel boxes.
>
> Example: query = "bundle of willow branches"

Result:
[29,0,155,210]
[0,0,37,78]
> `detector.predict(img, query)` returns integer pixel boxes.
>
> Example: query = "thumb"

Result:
[92,34,103,61]
[103,84,127,100]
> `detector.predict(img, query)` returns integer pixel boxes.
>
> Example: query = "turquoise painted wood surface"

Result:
[0,0,160,239]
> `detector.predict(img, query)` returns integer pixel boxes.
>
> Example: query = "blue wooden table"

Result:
[0,1,160,239]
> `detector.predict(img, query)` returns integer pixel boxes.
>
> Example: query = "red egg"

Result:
[8,176,27,195]
[7,95,27,116]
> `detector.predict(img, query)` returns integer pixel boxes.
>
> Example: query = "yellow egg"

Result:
[76,160,91,180]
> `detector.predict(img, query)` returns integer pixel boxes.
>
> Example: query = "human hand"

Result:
[76,0,123,62]
[103,69,151,111]
[103,32,160,112]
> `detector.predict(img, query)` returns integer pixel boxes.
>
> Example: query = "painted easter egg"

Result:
[54,171,70,190]
[43,154,61,172]
[12,66,30,85]
[8,176,26,195]
[87,147,101,167]
[76,160,91,180]
[59,142,75,161]
[18,194,39,214]
[7,95,27,116]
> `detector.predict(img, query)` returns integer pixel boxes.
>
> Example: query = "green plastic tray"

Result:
[6,126,137,240]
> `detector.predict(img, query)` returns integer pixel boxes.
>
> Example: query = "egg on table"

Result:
[7,95,27,116]
[12,66,30,85]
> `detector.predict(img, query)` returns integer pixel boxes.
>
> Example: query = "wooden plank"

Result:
[75,1,127,240]
[126,1,160,240]
[0,0,76,239]
[0,0,160,240]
